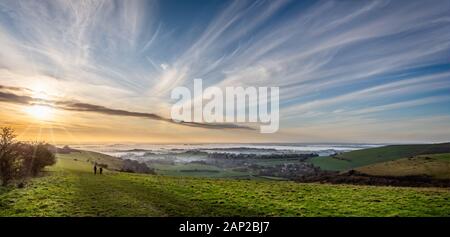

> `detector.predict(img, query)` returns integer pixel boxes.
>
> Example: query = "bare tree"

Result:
[0,127,57,186]
[0,127,17,186]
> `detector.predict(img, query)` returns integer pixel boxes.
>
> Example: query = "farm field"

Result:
[151,163,255,178]
[150,158,302,179]
[357,153,450,179]
[309,143,450,171]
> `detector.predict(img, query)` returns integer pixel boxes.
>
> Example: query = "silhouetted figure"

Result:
[94,165,97,175]
[99,167,103,175]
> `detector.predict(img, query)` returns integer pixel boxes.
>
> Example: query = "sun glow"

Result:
[25,104,53,120]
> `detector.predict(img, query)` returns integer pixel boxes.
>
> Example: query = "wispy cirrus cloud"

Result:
[1,0,450,142]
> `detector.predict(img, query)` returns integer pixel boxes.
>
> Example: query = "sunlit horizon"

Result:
[1,0,450,144]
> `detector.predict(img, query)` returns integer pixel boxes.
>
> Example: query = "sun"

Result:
[26,104,53,120]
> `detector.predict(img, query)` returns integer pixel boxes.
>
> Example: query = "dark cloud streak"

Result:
[0,85,254,131]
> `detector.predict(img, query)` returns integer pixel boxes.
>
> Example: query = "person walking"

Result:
[94,164,97,175]
[99,167,103,175]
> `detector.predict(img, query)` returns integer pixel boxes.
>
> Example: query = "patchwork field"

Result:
[357,153,450,179]
[150,158,301,179]
[151,163,254,178]
[0,152,449,217]
[309,143,450,171]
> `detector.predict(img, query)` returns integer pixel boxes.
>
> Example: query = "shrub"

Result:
[0,127,56,186]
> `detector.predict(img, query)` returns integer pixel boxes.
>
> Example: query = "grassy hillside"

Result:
[309,143,450,171]
[357,153,450,179]
[0,152,449,216]
[57,150,124,171]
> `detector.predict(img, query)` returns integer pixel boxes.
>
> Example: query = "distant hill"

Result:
[56,148,154,174]
[356,153,450,179]
[56,150,124,170]
[309,143,450,171]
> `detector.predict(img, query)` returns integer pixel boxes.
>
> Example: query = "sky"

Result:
[0,0,450,144]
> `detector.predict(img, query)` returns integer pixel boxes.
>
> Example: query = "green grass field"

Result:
[56,150,124,170]
[152,163,254,178]
[309,143,450,171]
[1,152,449,217]
[357,153,450,179]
